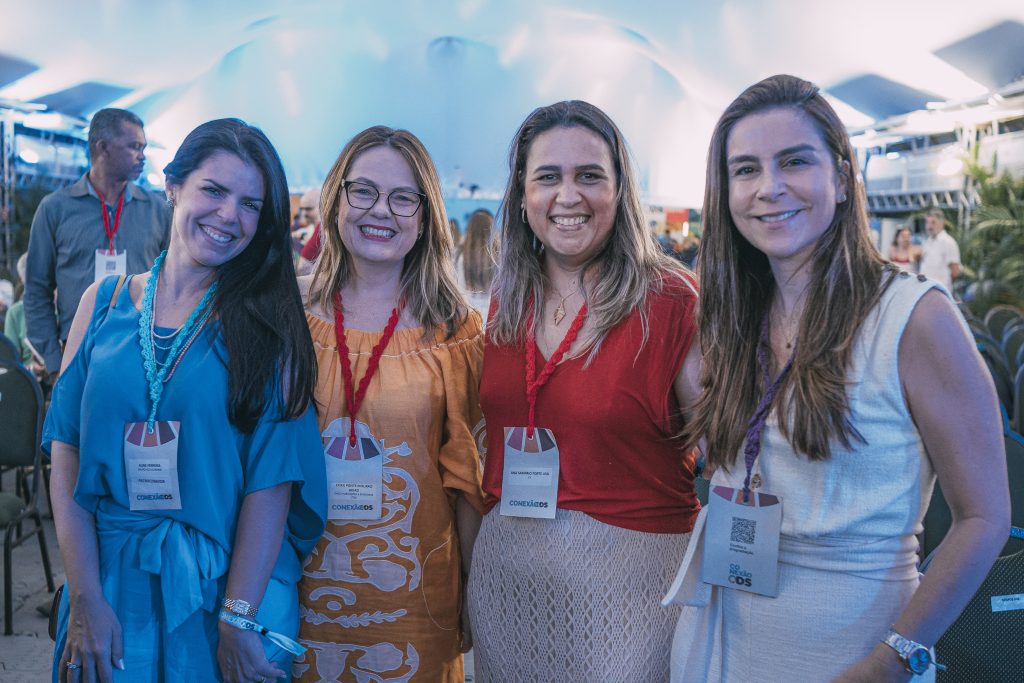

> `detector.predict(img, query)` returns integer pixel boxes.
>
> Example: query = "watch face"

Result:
[907,646,931,674]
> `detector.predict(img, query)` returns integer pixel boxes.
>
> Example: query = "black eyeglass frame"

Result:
[341,180,427,217]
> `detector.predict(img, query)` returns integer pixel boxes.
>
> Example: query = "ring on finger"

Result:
[65,662,82,671]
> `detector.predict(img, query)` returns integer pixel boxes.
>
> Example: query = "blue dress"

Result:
[43,275,327,682]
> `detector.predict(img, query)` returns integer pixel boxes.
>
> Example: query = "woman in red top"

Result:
[888,227,920,271]
[467,100,702,682]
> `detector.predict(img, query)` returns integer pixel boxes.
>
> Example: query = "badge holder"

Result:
[323,418,384,521]
[95,249,127,282]
[701,484,782,597]
[499,426,559,520]
[123,420,183,511]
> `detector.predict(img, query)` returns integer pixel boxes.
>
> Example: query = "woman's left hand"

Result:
[217,622,286,683]
[832,644,912,683]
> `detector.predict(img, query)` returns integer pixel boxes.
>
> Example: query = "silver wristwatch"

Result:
[881,628,946,675]
[221,598,258,618]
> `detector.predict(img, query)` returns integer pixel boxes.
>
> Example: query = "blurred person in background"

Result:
[295,187,323,276]
[455,209,495,318]
[888,226,920,271]
[919,209,961,292]
[25,108,170,382]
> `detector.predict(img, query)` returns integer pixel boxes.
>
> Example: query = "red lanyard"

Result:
[93,184,125,254]
[333,290,404,447]
[524,300,587,437]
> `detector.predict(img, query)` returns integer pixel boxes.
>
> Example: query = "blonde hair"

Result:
[310,126,467,338]
[684,75,891,467]
[488,101,691,359]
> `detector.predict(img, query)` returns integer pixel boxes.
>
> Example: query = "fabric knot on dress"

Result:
[96,500,230,632]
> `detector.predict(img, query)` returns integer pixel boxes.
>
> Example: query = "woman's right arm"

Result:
[52,441,124,681]
[51,283,125,682]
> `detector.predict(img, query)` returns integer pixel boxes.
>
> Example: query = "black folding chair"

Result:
[0,335,18,365]
[984,305,1024,342]
[930,528,1024,681]
[0,360,56,634]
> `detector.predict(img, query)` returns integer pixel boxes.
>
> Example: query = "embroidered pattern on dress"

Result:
[299,417,422,680]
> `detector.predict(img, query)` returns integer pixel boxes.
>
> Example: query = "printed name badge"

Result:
[94,249,127,282]
[323,421,383,521]
[123,421,183,511]
[991,594,1024,613]
[500,426,559,520]
[702,485,782,597]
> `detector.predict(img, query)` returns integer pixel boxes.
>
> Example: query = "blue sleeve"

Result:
[242,400,327,582]
[41,276,120,455]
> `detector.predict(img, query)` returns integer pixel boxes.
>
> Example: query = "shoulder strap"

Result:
[109,275,127,308]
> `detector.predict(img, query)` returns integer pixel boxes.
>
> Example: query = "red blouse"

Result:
[480,275,700,533]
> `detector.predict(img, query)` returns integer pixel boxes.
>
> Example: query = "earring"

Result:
[166,197,174,207]
[837,193,847,203]
[521,204,528,225]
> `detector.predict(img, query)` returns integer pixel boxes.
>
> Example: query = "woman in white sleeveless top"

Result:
[668,75,1009,682]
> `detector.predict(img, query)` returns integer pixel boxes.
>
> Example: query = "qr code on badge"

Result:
[730,517,756,544]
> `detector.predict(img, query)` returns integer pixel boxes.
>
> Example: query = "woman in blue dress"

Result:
[45,119,327,683]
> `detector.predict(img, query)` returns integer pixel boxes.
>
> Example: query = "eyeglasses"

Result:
[341,180,426,217]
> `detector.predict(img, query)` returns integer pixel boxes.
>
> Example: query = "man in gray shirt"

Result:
[25,108,170,377]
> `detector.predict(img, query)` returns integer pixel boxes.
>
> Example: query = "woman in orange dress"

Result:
[294,126,484,682]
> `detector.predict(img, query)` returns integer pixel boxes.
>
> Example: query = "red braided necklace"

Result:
[525,298,588,437]
[333,289,405,447]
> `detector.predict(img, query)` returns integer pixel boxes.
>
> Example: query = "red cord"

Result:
[333,290,404,447]
[524,299,587,437]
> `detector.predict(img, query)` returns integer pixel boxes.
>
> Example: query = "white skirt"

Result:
[468,508,691,683]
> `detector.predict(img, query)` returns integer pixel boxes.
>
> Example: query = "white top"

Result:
[712,272,945,578]
[919,230,960,291]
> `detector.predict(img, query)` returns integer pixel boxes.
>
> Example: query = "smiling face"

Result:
[523,126,617,269]
[167,151,265,271]
[338,145,422,273]
[726,107,847,270]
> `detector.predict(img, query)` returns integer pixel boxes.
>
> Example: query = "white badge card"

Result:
[702,485,782,597]
[324,427,384,521]
[500,426,559,520]
[94,249,127,282]
[123,421,183,511]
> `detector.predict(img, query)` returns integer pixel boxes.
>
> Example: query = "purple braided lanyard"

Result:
[741,318,796,501]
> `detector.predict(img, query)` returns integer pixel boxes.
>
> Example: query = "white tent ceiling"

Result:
[1,0,1022,206]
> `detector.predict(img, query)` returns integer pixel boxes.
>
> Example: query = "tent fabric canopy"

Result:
[1,0,1021,205]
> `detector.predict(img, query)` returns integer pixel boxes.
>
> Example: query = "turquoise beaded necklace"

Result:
[138,251,218,431]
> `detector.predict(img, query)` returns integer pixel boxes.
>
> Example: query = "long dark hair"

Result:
[685,75,889,467]
[163,118,315,432]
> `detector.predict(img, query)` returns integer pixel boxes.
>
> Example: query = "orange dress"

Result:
[294,312,485,683]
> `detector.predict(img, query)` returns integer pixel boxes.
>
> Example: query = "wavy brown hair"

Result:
[684,74,892,467]
[310,126,467,338]
[457,209,496,292]
[488,100,690,358]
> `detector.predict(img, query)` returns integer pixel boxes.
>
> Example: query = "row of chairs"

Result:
[965,304,1024,433]
[0,339,56,635]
